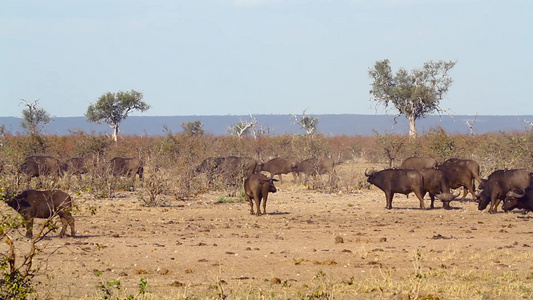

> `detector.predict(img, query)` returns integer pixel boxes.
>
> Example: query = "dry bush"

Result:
[1,129,532,198]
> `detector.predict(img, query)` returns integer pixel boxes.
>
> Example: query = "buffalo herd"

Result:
[2,153,532,239]
[366,156,533,213]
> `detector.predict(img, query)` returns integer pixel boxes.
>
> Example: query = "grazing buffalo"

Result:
[365,169,426,209]
[244,173,278,216]
[20,155,61,179]
[503,186,533,212]
[257,157,298,184]
[292,158,335,184]
[110,157,144,179]
[4,190,75,238]
[419,168,459,209]
[437,163,477,201]
[477,169,533,213]
[61,157,89,175]
[399,157,438,171]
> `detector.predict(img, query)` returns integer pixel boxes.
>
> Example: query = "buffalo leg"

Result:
[442,200,451,210]
[385,191,393,209]
[25,219,34,238]
[413,189,426,209]
[262,195,268,215]
[254,197,262,216]
[277,174,283,185]
[59,216,68,238]
[247,195,255,215]
[489,198,501,214]
[59,212,76,237]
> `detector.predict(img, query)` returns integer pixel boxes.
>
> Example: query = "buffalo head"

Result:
[502,188,526,212]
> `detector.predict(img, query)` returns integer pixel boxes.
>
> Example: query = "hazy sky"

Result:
[1,0,532,118]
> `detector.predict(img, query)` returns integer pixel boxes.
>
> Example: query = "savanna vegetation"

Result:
[0,127,532,299]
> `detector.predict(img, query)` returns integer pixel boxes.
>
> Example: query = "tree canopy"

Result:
[368,59,456,138]
[20,99,51,136]
[86,90,150,141]
[181,121,205,136]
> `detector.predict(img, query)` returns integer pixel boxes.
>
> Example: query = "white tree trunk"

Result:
[408,115,417,139]
[112,124,119,142]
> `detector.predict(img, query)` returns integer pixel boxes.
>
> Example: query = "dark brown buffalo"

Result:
[20,155,61,179]
[110,157,144,179]
[419,168,459,209]
[441,158,482,198]
[196,156,258,178]
[437,163,477,201]
[4,190,75,238]
[478,169,533,213]
[244,173,278,216]
[219,156,259,178]
[292,158,335,184]
[61,157,89,175]
[195,157,224,174]
[365,169,426,209]
[399,157,438,171]
[257,157,298,184]
[441,158,482,183]
[503,186,533,212]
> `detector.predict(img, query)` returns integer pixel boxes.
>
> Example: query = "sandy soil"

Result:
[5,167,533,299]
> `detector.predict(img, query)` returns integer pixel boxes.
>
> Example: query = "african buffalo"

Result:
[220,156,259,178]
[441,158,482,184]
[195,157,226,183]
[292,158,335,184]
[110,157,144,179]
[196,156,258,178]
[20,155,61,180]
[399,157,438,171]
[365,168,426,209]
[419,168,459,209]
[437,163,477,201]
[257,157,298,184]
[503,186,533,212]
[195,157,225,174]
[61,157,89,176]
[4,190,75,238]
[478,169,533,213]
[244,173,278,216]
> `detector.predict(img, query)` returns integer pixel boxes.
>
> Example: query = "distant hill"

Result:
[1,114,532,136]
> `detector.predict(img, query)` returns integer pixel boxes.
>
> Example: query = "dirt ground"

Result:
[5,163,533,299]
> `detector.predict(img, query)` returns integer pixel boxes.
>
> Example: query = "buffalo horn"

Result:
[506,188,526,198]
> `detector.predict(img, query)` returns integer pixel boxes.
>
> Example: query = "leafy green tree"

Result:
[368,59,456,139]
[20,99,51,136]
[181,121,204,136]
[85,90,150,141]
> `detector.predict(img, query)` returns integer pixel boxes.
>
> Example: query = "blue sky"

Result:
[1,0,532,118]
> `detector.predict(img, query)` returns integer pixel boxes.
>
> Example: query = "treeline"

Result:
[2,128,532,175]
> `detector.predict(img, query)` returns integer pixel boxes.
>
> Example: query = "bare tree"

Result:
[291,110,318,135]
[20,99,51,136]
[227,113,258,138]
